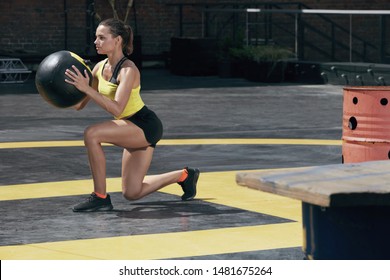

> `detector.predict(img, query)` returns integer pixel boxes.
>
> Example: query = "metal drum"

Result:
[342,86,390,163]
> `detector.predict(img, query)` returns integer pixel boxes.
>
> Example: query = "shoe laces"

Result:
[87,193,98,202]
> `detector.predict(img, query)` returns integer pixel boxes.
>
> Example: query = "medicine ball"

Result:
[35,50,92,108]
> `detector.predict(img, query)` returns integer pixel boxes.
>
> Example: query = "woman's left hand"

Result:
[65,65,91,94]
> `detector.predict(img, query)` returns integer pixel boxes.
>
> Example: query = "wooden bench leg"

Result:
[302,202,390,260]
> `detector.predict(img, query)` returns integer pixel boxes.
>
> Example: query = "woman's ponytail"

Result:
[123,25,134,56]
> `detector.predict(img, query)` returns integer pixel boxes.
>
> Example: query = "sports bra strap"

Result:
[109,56,128,84]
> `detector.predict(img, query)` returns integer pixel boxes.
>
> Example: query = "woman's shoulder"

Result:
[118,59,140,85]
[121,59,139,75]
[95,59,108,68]
[122,58,136,68]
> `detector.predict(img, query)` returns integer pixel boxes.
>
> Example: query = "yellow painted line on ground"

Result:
[163,170,302,221]
[0,138,319,260]
[0,138,342,149]
[0,170,302,260]
[0,178,120,201]
[0,170,301,221]
[163,138,341,146]
[0,140,95,149]
[0,222,302,260]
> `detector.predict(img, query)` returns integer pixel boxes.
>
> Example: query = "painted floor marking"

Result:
[0,138,326,259]
[0,138,341,149]
[0,222,301,260]
[0,170,301,221]
[0,170,302,260]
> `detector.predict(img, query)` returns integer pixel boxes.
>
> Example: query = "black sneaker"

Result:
[72,193,113,212]
[179,167,200,201]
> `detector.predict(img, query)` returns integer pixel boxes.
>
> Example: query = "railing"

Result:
[239,8,390,63]
[168,2,390,63]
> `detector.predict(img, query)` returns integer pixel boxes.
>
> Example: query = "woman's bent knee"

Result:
[122,189,142,201]
[84,125,100,146]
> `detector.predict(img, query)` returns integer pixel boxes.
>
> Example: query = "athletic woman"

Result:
[64,18,199,212]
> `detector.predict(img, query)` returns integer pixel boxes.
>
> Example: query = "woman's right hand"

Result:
[65,65,92,94]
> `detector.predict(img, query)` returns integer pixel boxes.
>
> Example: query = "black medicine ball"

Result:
[35,50,92,108]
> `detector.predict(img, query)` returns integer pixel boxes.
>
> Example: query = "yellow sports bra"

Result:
[96,58,145,119]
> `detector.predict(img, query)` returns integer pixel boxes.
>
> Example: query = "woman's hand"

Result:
[64,65,91,94]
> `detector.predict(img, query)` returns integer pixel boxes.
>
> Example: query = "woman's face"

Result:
[94,25,120,55]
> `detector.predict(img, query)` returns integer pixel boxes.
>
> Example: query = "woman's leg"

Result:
[83,119,150,195]
[121,147,183,200]
[80,118,198,208]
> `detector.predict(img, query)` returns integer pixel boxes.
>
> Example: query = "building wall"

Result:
[1,0,389,62]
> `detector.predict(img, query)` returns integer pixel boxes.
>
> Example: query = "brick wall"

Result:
[1,1,66,55]
[1,0,389,62]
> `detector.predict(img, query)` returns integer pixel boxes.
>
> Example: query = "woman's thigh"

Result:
[84,119,150,149]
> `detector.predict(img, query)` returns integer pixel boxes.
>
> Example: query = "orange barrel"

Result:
[342,86,390,163]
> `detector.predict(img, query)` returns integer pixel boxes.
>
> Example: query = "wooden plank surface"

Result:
[236,160,390,207]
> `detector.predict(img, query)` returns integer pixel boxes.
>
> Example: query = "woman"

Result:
[65,18,199,212]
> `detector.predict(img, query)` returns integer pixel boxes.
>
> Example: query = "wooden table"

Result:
[236,160,390,259]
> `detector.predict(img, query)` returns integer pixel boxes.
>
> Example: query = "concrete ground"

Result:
[0,69,344,260]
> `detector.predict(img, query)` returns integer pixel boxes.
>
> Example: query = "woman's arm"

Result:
[65,62,138,118]
[73,96,91,110]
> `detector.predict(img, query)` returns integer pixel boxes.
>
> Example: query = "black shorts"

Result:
[126,106,163,147]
